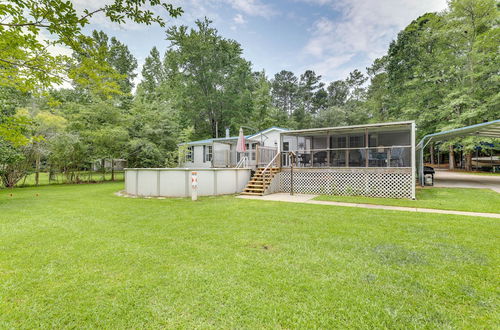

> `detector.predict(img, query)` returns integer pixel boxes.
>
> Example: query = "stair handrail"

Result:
[261,152,280,179]
[236,155,248,168]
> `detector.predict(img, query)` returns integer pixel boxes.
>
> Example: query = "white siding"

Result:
[248,129,285,148]
[183,145,212,168]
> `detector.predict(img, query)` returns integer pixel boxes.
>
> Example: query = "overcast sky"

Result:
[73,0,448,84]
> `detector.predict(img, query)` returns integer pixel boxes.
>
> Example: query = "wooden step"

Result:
[240,168,281,197]
[244,187,264,191]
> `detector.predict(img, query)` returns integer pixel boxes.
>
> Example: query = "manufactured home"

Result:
[178,127,288,168]
[130,121,415,199]
[176,121,416,199]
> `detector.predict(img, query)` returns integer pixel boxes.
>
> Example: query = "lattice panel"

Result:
[278,168,413,199]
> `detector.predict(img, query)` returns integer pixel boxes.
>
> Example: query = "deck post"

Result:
[256,144,260,167]
[411,122,416,199]
[296,136,299,167]
[279,133,283,169]
[365,128,369,168]
[327,131,331,167]
[311,136,314,168]
[211,142,214,168]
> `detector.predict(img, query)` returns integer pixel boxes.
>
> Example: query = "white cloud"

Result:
[233,13,246,24]
[226,0,277,18]
[301,0,448,80]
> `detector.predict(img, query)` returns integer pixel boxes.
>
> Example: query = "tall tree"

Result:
[71,30,138,99]
[138,47,166,95]
[164,18,254,138]
[0,0,182,93]
[271,70,299,119]
[298,70,324,115]
[250,71,276,130]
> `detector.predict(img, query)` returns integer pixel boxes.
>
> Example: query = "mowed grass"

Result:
[15,171,124,187]
[0,183,498,328]
[315,187,500,214]
[452,171,500,176]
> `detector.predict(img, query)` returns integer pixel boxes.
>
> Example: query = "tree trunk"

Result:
[111,159,115,181]
[448,145,455,170]
[430,143,435,165]
[35,154,40,186]
[464,151,473,171]
[102,159,106,182]
[49,168,55,182]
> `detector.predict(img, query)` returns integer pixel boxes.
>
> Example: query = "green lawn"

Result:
[0,183,498,328]
[14,171,124,187]
[314,187,500,214]
[464,171,500,176]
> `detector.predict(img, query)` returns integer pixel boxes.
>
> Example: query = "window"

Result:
[349,135,364,148]
[331,136,347,148]
[203,145,212,162]
[186,146,194,162]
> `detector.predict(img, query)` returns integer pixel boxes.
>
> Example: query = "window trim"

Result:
[186,146,194,162]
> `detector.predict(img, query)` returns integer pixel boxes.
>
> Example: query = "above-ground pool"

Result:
[124,168,251,197]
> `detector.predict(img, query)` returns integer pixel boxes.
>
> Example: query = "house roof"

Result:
[246,126,289,140]
[179,126,289,146]
[179,136,242,146]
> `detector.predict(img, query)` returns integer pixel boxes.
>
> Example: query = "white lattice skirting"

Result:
[266,168,414,199]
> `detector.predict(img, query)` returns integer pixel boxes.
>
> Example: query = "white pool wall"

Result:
[124,168,251,197]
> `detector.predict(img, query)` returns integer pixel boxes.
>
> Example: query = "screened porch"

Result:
[280,122,415,169]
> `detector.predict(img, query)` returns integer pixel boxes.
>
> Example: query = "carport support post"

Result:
[290,155,294,196]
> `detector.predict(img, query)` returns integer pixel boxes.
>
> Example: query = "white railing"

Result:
[212,149,265,168]
[283,146,412,168]
[261,152,281,179]
[236,155,248,168]
[257,146,278,167]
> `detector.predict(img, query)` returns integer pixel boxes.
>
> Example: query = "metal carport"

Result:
[416,119,500,185]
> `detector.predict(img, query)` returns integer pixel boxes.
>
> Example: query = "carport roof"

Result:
[417,119,500,150]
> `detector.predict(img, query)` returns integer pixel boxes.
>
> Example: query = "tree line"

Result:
[1,0,498,187]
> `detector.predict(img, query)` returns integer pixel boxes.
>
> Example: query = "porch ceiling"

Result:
[282,121,414,136]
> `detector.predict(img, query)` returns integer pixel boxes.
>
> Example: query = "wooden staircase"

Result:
[240,167,280,196]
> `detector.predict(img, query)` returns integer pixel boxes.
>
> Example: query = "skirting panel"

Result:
[278,168,413,199]
[264,172,282,195]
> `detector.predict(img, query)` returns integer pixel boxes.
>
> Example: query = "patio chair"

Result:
[298,153,311,167]
[390,147,404,167]
[330,151,345,167]
[313,151,327,166]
